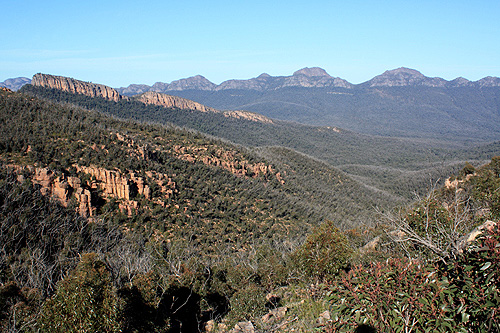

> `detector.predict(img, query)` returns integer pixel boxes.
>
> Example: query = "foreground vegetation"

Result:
[1,88,499,331]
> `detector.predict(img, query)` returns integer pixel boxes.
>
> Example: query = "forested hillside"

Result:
[159,84,500,143]
[20,84,495,202]
[1,86,500,331]
[1,88,383,244]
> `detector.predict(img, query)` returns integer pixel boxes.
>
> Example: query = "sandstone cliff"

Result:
[11,164,176,218]
[30,73,273,123]
[171,145,284,183]
[224,110,273,124]
[32,73,127,102]
[136,91,218,113]
[135,91,273,123]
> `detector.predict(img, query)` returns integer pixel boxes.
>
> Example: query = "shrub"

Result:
[38,253,121,332]
[227,283,266,324]
[292,220,353,280]
[325,223,500,332]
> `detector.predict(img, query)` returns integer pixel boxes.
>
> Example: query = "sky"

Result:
[1,0,499,87]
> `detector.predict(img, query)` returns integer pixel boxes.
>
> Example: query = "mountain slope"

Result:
[20,74,499,201]
[114,67,500,143]
[2,87,403,246]
[166,85,500,143]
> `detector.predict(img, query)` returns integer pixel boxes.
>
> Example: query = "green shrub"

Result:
[292,220,353,280]
[326,259,456,332]
[325,224,500,332]
[227,283,266,324]
[38,253,121,332]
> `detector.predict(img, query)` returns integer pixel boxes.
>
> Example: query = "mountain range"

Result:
[6,67,498,144]
[115,67,500,94]
[4,67,500,95]
[117,67,500,143]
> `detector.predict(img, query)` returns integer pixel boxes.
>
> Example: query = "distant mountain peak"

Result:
[383,67,424,77]
[150,75,216,92]
[367,67,447,87]
[257,73,271,78]
[293,67,331,77]
[0,77,31,91]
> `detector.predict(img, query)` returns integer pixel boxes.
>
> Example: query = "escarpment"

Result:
[135,91,218,113]
[29,73,274,123]
[32,73,127,102]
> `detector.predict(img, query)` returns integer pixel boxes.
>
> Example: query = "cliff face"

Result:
[32,73,127,102]
[135,91,273,123]
[13,164,176,218]
[135,91,218,113]
[31,167,95,217]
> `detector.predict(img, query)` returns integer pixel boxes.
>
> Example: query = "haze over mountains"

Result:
[116,67,500,143]
[5,67,500,143]
[0,77,31,91]
[116,67,500,94]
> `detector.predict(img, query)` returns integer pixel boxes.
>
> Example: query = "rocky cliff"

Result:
[11,164,176,218]
[135,91,273,123]
[136,91,219,113]
[32,73,127,102]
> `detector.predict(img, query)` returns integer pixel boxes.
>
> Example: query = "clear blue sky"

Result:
[1,0,499,87]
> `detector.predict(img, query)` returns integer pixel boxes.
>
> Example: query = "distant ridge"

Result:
[29,73,273,124]
[32,73,126,102]
[0,77,31,91]
[116,67,500,95]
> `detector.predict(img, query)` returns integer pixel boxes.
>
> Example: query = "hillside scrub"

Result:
[1,88,500,331]
[21,84,489,202]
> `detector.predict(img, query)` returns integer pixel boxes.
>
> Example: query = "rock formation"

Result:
[31,167,95,217]
[224,110,273,123]
[135,91,273,123]
[11,163,177,218]
[32,73,127,102]
[171,145,284,183]
[75,165,151,201]
[136,91,218,113]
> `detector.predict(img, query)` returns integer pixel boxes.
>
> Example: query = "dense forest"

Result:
[1,87,499,332]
